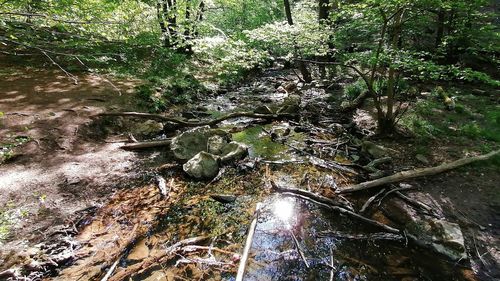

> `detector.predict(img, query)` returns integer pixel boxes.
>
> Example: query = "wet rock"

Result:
[415,154,429,164]
[220,142,248,163]
[254,105,274,115]
[183,151,219,179]
[171,126,229,160]
[277,94,301,114]
[361,141,391,158]
[131,120,163,137]
[207,135,228,155]
[382,192,465,260]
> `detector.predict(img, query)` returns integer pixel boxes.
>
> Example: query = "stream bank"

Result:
[1,64,498,281]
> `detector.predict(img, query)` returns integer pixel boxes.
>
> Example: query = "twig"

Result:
[359,188,386,213]
[329,247,335,281]
[377,186,413,206]
[235,203,262,281]
[100,257,120,281]
[74,56,122,96]
[41,50,78,84]
[290,230,309,268]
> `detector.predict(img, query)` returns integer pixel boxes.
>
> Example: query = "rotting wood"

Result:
[236,202,262,281]
[108,236,208,281]
[120,139,172,150]
[339,149,500,193]
[99,111,296,127]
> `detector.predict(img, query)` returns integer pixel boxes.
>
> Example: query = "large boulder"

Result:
[183,152,220,179]
[170,126,229,160]
[382,192,466,261]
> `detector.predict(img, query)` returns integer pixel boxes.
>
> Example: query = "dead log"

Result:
[120,139,172,150]
[339,149,500,194]
[99,111,295,128]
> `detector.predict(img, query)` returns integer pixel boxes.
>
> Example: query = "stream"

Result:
[9,66,475,281]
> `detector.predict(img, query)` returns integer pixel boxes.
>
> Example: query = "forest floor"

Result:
[0,60,145,250]
[0,61,499,281]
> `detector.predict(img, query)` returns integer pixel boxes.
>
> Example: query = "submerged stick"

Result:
[290,230,309,268]
[236,202,262,281]
[340,149,500,194]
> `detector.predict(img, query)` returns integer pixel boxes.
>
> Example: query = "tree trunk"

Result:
[284,0,294,25]
[435,9,445,49]
[318,0,330,79]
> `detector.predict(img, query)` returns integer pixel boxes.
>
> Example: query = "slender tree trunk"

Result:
[318,0,330,79]
[380,8,404,134]
[284,0,294,25]
[435,9,445,49]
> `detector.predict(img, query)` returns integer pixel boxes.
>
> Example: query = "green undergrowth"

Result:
[400,87,500,151]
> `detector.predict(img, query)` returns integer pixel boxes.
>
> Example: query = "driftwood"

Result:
[120,139,172,150]
[108,236,208,281]
[236,203,262,281]
[340,149,500,194]
[99,111,295,127]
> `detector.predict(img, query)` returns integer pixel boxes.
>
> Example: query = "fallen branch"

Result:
[236,203,262,281]
[359,188,386,213]
[339,149,500,194]
[395,191,441,218]
[108,236,208,281]
[271,181,354,211]
[120,139,172,150]
[318,231,404,242]
[280,192,400,234]
[99,111,295,128]
[290,230,309,268]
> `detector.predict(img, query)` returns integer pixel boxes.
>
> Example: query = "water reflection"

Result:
[273,197,295,227]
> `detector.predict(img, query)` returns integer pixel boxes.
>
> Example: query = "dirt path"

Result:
[0,64,143,251]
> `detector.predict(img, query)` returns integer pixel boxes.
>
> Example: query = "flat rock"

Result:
[183,152,219,179]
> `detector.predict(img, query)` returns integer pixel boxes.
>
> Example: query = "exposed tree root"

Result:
[99,111,296,128]
[340,149,500,194]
